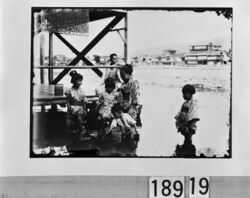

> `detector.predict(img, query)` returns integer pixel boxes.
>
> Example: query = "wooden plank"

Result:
[124,13,128,63]
[33,100,66,106]
[34,66,122,69]
[39,34,45,84]
[33,98,98,106]
[109,27,126,32]
[48,32,54,83]
[32,84,98,106]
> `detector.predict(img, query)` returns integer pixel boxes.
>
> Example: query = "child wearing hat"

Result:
[175,84,200,145]
[65,70,88,138]
[120,64,142,126]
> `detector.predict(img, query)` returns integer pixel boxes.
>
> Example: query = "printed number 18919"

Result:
[149,177,209,198]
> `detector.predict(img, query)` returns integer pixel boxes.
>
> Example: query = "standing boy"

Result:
[103,53,123,88]
[120,64,142,126]
[175,84,200,145]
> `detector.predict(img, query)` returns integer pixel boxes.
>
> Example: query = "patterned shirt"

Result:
[120,77,140,105]
[98,89,121,118]
[175,98,199,131]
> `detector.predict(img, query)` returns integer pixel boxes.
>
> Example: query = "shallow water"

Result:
[33,63,231,157]
[134,64,230,156]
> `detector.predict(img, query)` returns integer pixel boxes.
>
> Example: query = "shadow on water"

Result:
[173,142,196,158]
[32,111,229,158]
[32,111,139,157]
[173,139,231,158]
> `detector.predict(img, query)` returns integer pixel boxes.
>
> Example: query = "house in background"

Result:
[184,42,226,65]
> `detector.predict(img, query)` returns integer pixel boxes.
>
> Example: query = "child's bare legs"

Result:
[128,104,142,127]
[66,113,77,133]
[75,113,87,136]
[183,128,195,145]
[98,116,112,138]
[184,133,192,145]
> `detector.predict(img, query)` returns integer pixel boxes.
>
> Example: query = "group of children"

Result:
[64,52,200,147]
[65,63,141,144]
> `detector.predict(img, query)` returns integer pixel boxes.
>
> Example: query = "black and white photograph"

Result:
[31,7,232,158]
[2,0,250,192]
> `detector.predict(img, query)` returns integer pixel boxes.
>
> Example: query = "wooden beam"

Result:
[48,32,54,83]
[117,31,127,45]
[124,13,128,63]
[51,13,125,84]
[109,27,126,32]
[34,66,122,69]
[39,34,45,84]
[39,34,46,111]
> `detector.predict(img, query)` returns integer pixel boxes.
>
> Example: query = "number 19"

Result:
[190,177,209,195]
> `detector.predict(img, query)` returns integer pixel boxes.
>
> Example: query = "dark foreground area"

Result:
[32,110,229,158]
[32,111,139,157]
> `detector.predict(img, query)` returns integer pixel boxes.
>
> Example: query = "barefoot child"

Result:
[65,70,88,138]
[120,87,131,113]
[175,84,200,145]
[96,77,122,136]
[103,53,123,88]
[97,77,121,120]
[120,64,142,126]
[108,103,137,145]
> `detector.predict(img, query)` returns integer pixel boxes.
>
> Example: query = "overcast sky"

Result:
[34,10,232,59]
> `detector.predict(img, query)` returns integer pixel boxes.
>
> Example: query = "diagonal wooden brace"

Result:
[53,32,102,78]
[52,14,125,84]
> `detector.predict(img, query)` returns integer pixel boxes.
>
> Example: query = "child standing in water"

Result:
[108,103,137,145]
[96,77,121,136]
[175,84,200,145]
[65,70,88,138]
[103,53,123,88]
[120,64,142,126]
[120,87,131,113]
[97,77,121,120]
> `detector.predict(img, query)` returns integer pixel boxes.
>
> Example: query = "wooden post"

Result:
[40,34,45,84]
[48,32,58,111]
[48,32,54,84]
[39,33,45,111]
[124,13,128,63]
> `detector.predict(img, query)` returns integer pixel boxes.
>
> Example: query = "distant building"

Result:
[184,43,225,65]
[131,50,177,66]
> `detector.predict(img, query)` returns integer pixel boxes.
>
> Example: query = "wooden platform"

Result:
[33,84,98,106]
